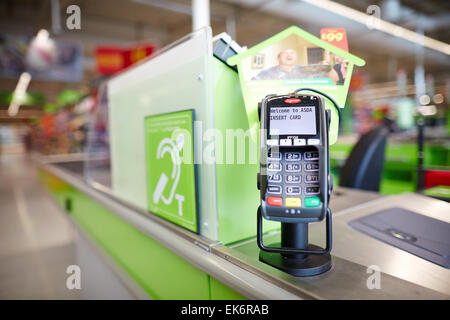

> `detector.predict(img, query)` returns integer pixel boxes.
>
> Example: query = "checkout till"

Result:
[37,27,450,299]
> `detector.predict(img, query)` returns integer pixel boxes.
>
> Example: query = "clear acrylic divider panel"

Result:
[84,82,112,189]
[107,27,218,240]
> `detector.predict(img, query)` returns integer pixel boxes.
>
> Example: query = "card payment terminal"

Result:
[258,93,330,223]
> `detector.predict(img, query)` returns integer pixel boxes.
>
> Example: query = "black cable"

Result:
[293,87,341,126]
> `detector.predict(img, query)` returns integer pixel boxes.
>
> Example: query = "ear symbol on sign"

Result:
[152,133,184,206]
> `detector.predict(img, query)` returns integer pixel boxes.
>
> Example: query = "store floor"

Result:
[0,152,79,299]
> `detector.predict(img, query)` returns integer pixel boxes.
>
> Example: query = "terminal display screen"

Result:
[269,106,317,136]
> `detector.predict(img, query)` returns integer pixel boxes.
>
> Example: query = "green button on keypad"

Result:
[304,197,321,207]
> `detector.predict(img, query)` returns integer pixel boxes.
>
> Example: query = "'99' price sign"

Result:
[320,28,348,52]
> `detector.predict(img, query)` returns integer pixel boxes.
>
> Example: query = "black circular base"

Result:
[259,244,332,277]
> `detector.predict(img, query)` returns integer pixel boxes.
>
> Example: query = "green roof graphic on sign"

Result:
[227,26,366,145]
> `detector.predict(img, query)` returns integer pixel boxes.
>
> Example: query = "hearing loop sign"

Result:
[145,110,198,232]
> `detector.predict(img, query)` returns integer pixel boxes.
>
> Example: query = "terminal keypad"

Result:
[266,148,321,212]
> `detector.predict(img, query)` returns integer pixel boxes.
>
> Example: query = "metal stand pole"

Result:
[281,223,308,260]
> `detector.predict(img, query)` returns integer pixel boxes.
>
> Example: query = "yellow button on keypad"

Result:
[285,197,301,207]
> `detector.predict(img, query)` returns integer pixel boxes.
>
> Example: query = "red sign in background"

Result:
[95,44,156,75]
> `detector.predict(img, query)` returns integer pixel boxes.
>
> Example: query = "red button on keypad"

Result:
[267,196,282,206]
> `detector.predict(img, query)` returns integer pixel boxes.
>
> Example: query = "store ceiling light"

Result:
[8,72,32,117]
[299,0,450,56]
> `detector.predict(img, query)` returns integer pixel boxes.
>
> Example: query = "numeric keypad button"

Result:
[305,174,319,183]
[304,151,319,160]
[305,162,319,171]
[285,163,301,172]
[268,174,282,183]
[305,186,320,194]
[285,175,301,183]
[285,152,301,161]
[267,151,281,160]
[285,186,301,195]
[267,162,281,171]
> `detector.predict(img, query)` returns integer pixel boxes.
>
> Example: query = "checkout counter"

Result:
[36,27,450,300]
[37,157,449,299]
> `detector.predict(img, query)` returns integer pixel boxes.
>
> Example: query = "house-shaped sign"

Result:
[227,26,365,145]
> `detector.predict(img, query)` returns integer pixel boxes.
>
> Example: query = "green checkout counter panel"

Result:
[37,162,246,300]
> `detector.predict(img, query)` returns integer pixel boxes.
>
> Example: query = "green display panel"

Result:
[212,58,279,244]
[227,26,366,145]
[145,110,198,232]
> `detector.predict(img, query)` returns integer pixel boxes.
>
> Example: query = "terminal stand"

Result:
[257,207,332,277]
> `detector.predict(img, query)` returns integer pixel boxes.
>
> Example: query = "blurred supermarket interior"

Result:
[0,0,449,300]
